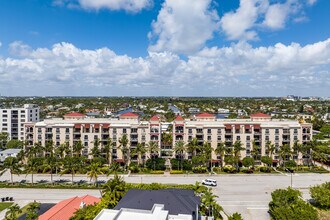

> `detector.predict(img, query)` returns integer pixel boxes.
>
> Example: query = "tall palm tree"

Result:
[4,204,21,220]
[44,140,54,157]
[118,134,129,167]
[102,175,126,207]
[147,141,159,158]
[0,157,21,184]
[131,142,146,166]
[91,138,101,159]
[26,202,40,220]
[55,143,67,159]
[293,141,303,165]
[233,140,245,170]
[25,157,42,185]
[87,162,104,186]
[203,142,213,169]
[42,155,59,185]
[278,144,292,167]
[103,138,113,165]
[187,138,199,157]
[60,156,82,184]
[215,142,226,168]
[200,188,219,217]
[251,140,261,161]
[174,141,186,170]
[73,140,83,157]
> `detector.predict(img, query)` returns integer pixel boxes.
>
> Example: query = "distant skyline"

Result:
[0,0,329,96]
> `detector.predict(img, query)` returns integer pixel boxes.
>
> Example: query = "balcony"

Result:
[225,129,232,134]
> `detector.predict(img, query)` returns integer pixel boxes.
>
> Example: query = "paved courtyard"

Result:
[0,172,329,220]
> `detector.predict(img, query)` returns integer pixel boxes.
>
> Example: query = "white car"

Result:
[202,179,217,187]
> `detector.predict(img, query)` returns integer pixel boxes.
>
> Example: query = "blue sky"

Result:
[0,0,329,96]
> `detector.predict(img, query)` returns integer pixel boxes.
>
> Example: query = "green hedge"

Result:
[170,170,184,174]
[150,170,164,174]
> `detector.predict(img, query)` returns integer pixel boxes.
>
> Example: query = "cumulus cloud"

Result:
[0,39,329,96]
[54,0,152,13]
[220,0,310,41]
[306,0,317,6]
[148,0,219,54]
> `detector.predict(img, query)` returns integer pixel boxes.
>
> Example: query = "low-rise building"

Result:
[0,148,21,162]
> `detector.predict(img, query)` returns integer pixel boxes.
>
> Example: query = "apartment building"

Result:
[24,112,161,162]
[0,104,39,140]
[173,113,312,164]
[24,112,312,164]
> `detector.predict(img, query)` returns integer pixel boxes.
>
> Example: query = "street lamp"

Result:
[285,168,293,187]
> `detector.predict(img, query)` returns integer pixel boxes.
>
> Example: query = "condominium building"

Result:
[0,104,39,140]
[23,112,312,164]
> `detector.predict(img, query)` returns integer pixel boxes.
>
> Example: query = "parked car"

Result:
[202,179,217,186]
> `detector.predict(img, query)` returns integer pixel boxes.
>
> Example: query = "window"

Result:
[38,128,42,133]
[246,143,251,148]
[142,135,146,141]
[123,128,127,134]
[84,142,88,147]
[188,129,192,134]
[84,135,88,140]
[208,136,211,141]
[246,136,250,141]
[275,136,279,141]
[207,129,211,134]
[217,136,221,141]
[188,136,192,141]
[217,129,221,134]
[275,129,279,134]
[94,135,98,140]
[3,115,7,118]
[265,129,269,134]
[2,119,7,122]
[56,135,60,140]
[236,136,241,141]
[66,135,70,140]
[294,129,298,134]
[56,128,60,133]
[113,128,117,133]
[294,136,298,141]
[65,128,70,133]
[2,123,7,126]
[265,136,270,141]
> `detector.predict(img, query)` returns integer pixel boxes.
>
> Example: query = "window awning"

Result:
[253,124,260,129]
[103,124,110,129]
[235,125,241,129]
[245,125,251,129]
[94,124,100,129]
[225,124,232,129]
[74,124,81,129]
[84,124,90,129]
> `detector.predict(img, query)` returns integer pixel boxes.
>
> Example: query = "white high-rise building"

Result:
[0,104,40,141]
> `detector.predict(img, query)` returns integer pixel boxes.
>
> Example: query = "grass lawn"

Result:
[317,209,330,220]
[0,202,13,212]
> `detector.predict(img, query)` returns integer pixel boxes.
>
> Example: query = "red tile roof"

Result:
[250,113,271,118]
[150,115,160,121]
[64,112,86,117]
[196,112,215,118]
[120,112,139,117]
[39,195,100,220]
[174,115,184,121]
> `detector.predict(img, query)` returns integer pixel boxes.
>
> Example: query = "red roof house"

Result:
[250,113,271,121]
[39,195,100,220]
[174,115,184,121]
[150,115,160,121]
[63,112,86,120]
[119,112,139,119]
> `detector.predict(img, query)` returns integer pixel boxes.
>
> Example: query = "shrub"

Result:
[170,170,184,174]
[192,166,208,173]
[150,170,164,174]
[212,167,222,173]
[285,160,297,168]
[241,168,253,173]
[145,158,166,170]
[259,166,271,173]
[242,157,254,168]
[228,212,243,220]
[223,165,236,173]
[310,182,330,209]
[269,187,318,220]
[128,162,140,173]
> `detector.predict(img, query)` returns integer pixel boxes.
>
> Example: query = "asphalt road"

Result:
[0,172,329,220]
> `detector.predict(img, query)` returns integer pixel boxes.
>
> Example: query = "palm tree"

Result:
[278,144,292,167]
[87,162,104,186]
[187,138,199,157]
[203,142,213,170]
[4,204,21,220]
[265,141,276,158]
[118,134,129,167]
[102,175,126,206]
[55,143,67,159]
[251,140,261,161]
[26,202,40,220]
[174,141,186,170]
[233,141,245,170]
[200,188,219,217]
[73,140,83,157]
[103,138,113,165]
[91,138,101,159]
[293,141,303,165]
[44,140,54,157]
[42,155,59,185]
[147,141,159,158]
[131,143,146,166]
[26,143,43,159]
[25,157,42,185]
[60,156,82,184]
[0,157,21,184]
[215,142,226,168]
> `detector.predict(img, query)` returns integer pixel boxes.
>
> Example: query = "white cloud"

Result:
[0,42,2,48]
[148,0,219,54]
[9,41,32,57]
[54,0,152,13]
[220,0,309,40]
[0,39,330,96]
[306,0,317,6]
[220,0,266,41]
